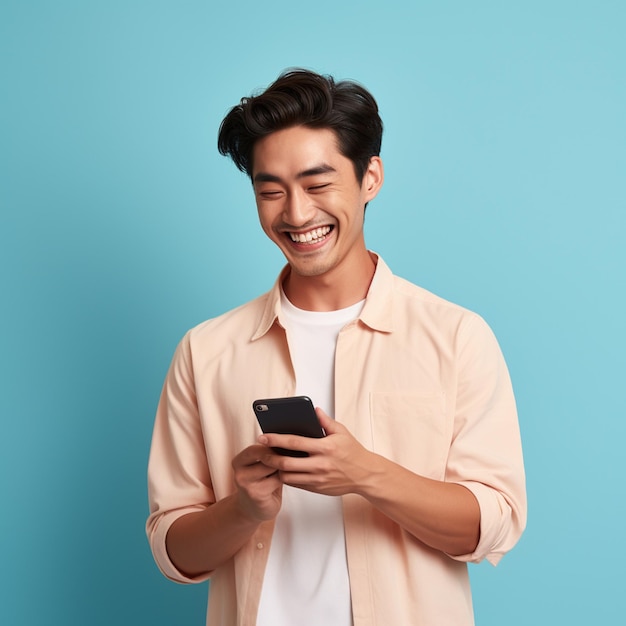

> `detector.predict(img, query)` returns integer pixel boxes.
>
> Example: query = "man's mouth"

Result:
[288,226,333,244]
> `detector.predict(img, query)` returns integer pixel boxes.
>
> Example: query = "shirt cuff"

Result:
[149,507,213,584]
[447,481,513,566]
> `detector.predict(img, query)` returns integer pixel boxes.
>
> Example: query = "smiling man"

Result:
[146,69,526,626]
[253,125,381,310]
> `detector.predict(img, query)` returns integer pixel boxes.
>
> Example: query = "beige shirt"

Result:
[146,255,526,626]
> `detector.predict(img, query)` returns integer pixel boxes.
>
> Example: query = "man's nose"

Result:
[283,188,315,226]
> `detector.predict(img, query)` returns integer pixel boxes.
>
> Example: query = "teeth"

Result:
[289,226,331,244]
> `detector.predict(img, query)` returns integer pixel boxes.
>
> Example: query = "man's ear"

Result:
[363,156,384,203]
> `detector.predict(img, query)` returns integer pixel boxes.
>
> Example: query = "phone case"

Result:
[253,396,325,456]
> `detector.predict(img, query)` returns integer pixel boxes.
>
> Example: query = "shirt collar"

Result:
[251,252,395,341]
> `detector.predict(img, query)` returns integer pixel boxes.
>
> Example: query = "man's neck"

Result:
[283,252,377,312]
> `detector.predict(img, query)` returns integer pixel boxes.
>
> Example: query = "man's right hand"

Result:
[232,444,284,522]
[165,444,283,578]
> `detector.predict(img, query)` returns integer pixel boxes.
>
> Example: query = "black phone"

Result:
[253,396,325,457]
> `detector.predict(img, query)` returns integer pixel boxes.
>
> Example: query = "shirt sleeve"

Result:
[145,331,215,583]
[445,314,527,566]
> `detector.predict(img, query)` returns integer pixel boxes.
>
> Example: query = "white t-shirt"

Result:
[255,292,364,626]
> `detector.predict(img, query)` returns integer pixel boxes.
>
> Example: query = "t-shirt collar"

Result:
[251,252,394,341]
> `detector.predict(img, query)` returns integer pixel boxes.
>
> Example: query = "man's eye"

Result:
[259,190,282,198]
[308,183,330,192]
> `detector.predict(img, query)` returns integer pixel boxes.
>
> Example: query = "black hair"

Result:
[217,68,383,182]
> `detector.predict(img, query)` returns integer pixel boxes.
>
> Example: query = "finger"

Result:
[315,407,335,433]
[259,433,322,458]
[236,465,282,497]
[233,444,270,469]
[245,463,280,481]
[315,408,347,436]
[261,452,321,479]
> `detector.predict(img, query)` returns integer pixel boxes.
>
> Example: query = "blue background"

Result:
[2,1,624,624]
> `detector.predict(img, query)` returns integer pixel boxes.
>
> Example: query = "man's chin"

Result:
[286,255,335,279]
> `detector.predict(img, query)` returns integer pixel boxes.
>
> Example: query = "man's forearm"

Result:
[359,453,481,556]
[166,494,262,577]
[261,414,481,556]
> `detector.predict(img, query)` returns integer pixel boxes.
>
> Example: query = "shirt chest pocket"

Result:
[369,392,450,480]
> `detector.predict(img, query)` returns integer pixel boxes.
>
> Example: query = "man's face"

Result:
[252,125,383,281]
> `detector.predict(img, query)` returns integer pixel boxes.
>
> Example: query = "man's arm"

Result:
[165,444,283,577]
[353,452,480,556]
[258,409,480,556]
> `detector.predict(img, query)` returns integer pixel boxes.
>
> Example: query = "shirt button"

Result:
[256,542,264,550]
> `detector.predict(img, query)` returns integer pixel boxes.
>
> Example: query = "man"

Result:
[147,69,526,626]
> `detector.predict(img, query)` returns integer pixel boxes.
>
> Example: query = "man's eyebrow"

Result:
[253,164,337,184]
[253,172,281,183]
[296,164,337,179]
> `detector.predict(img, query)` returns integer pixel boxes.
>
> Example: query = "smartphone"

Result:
[253,396,325,457]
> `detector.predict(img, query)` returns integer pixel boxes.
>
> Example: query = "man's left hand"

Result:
[258,407,375,496]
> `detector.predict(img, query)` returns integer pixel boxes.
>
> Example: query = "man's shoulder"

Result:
[391,272,474,317]
[384,272,497,352]
[371,254,475,317]
[186,291,271,345]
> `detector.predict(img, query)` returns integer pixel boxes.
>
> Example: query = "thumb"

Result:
[316,407,340,435]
